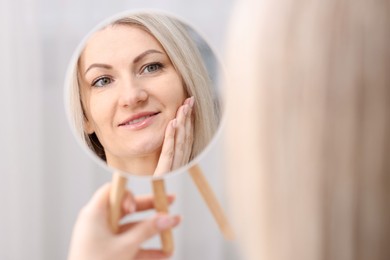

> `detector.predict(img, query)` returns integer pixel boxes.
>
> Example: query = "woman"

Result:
[67,12,219,176]
[69,1,390,259]
[225,0,390,260]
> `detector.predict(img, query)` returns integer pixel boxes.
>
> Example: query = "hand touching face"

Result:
[154,96,195,177]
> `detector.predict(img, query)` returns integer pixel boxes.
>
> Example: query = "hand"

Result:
[154,96,195,176]
[68,183,180,260]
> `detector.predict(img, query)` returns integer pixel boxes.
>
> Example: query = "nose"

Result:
[118,78,148,108]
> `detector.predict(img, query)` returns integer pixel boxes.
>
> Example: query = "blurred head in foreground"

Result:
[225,1,390,259]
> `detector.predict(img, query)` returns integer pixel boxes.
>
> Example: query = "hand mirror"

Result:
[64,10,232,253]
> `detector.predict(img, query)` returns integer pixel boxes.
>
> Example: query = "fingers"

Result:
[118,194,176,233]
[84,184,176,216]
[154,96,195,176]
[183,97,194,163]
[134,194,176,212]
[171,104,187,167]
[121,193,175,220]
[120,189,136,218]
[172,96,194,170]
[119,214,181,248]
[154,119,176,176]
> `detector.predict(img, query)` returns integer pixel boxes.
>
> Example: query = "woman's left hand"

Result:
[154,96,194,176]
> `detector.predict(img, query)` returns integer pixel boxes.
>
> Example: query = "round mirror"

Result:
[64,11,222,178]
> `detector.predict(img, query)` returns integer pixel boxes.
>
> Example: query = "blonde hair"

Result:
[226,0,390,259]
[67,12,219,166]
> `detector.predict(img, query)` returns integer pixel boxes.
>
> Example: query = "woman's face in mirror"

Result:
[67,12,221,178]
[78,25,187,174]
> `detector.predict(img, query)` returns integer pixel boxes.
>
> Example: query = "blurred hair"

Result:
[67,12,219,166]
[225,0,390,259]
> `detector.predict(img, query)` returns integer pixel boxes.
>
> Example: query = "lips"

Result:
[118,111,160,128]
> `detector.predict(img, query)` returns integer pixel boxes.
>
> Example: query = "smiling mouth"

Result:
[118,112,160,127]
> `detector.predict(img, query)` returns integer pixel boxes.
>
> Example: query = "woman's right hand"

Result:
[154,96,195,176]
[68,183,180,260]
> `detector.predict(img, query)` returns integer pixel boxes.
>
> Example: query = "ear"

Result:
[84,118,95,134]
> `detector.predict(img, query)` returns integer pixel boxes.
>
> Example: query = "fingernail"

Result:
[172,119,177,128]
[190,96,195,108]
[156,215,179,230]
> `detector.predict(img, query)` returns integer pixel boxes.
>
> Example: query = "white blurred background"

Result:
[0,0,240,259]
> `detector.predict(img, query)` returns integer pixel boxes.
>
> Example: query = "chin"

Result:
[126,139,163,157]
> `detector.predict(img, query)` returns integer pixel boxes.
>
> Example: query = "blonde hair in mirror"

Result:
[67,12,219,166]
[225,0,390,259]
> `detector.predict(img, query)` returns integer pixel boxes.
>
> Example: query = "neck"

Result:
[106,152,160,176]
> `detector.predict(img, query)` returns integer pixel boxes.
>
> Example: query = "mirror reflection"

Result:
[66,12,221,177]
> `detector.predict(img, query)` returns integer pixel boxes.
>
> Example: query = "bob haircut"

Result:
[67,12,219,166]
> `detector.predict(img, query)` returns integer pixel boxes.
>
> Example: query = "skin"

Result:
[67,183,181,260]
[79,24,194,176]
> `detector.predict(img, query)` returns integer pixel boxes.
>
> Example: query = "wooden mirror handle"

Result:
[109,172,127,233]
[109,165,229,255]
[189,164,235,240]
[152,179,174,254]
[109,173,174,253]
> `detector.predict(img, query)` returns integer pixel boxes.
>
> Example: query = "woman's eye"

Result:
[142,63,162,74]
[92,77,112,87]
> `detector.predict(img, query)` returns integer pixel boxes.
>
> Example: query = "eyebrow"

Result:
[133,49,164,63]
[84,63,112,76]
[84,49,164,76]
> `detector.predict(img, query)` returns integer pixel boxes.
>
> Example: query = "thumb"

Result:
[82,183,111,216]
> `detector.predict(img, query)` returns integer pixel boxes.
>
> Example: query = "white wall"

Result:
[0,0,241,259]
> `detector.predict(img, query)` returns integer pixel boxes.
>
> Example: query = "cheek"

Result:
[81,91,96,134]
[167,77,186,109]
[166,90,186,116]
[153,74,186,115]
[87,93,114,129]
